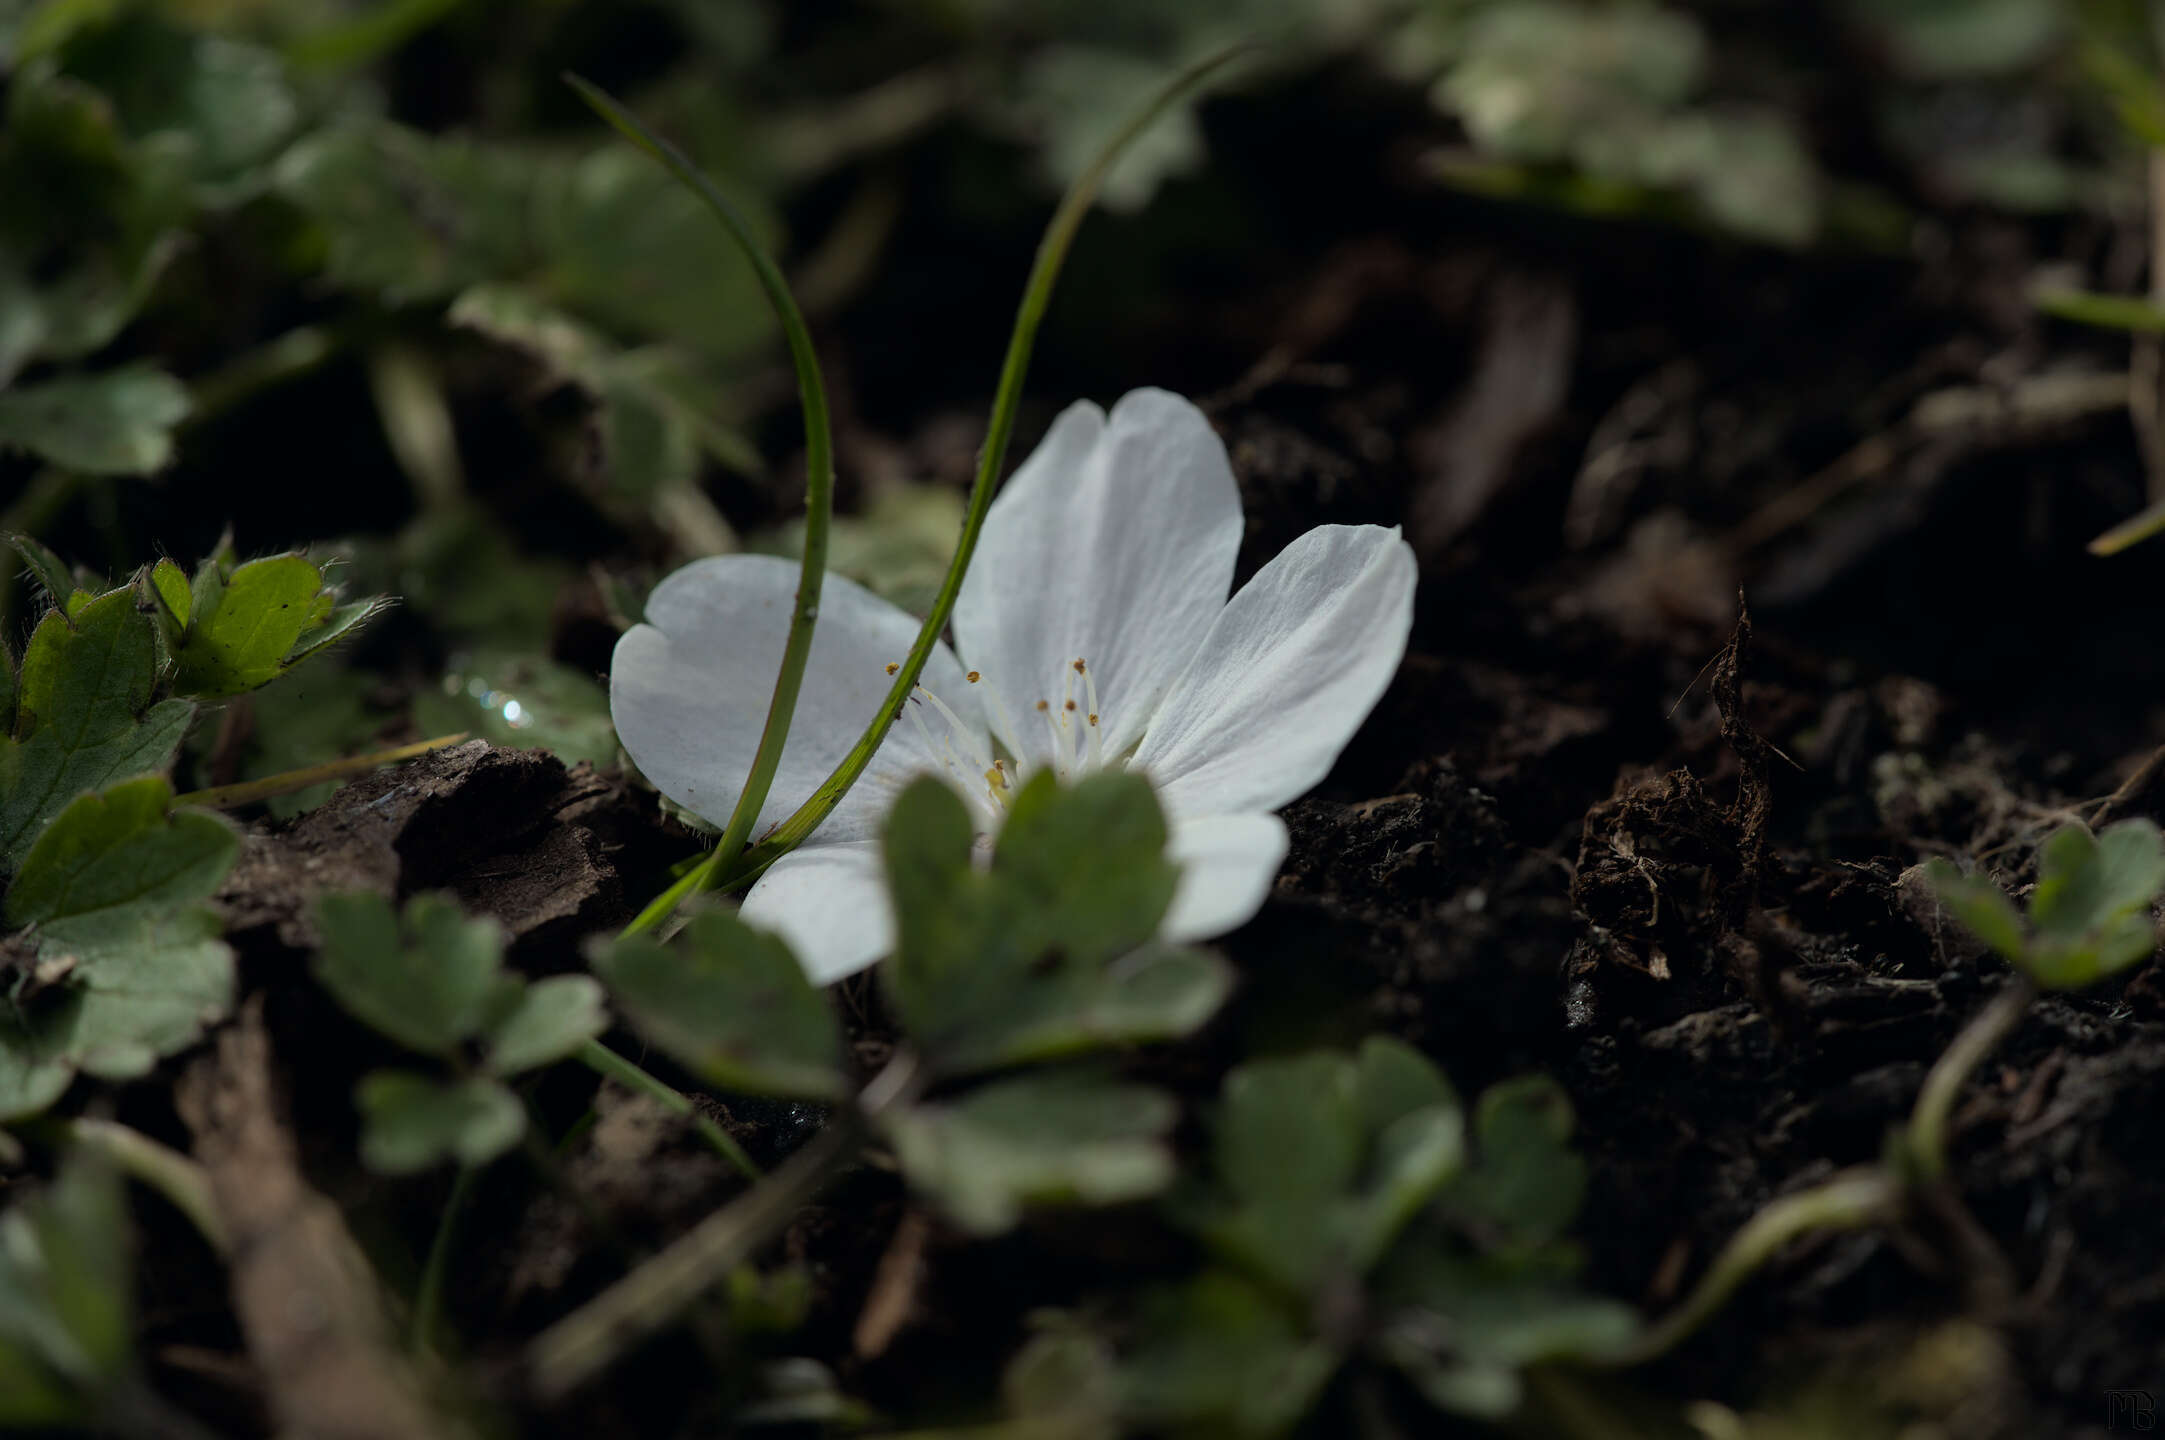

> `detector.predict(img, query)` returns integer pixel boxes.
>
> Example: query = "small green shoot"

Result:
[312,891,607,1173]
[0,776,239,1121]
[0,1154,136,1428]
[1923,819,2165,991]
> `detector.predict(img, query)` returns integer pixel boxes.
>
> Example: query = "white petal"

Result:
[738,841,893,984]
[1133,525,1415,820]
[954,388,1242,768]
[1163,813,1288,941]
[611,554,988,845]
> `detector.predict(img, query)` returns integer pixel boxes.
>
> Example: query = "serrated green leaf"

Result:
[280,595,391,668]
[169,553,327,698]
[884,772,1221,1076]
[883,1069,1178,1235]
[355,1070,525,1174]
[1921,859,2027,962]
[590,906,846,1100]
[482,974,607,1077]
[0,776,237,1119]
[0,589,195,873]
[0,364,190,475]
[311,892,511,1056]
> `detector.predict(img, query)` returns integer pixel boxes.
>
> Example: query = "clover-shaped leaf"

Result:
[0,776,238,1120]
[1190,1039,1465,1296]
[0,587,195,872]
[589,906,846,1101]
[883,773,1230,1076]
[0,1153,134,1425]
[154,550,389,700]
[355,1070,527,1174]
[1439,1074,1587,1253]
[1924,819,2165,989]
[882,1068,1179,1235]
[313,892,511,1057]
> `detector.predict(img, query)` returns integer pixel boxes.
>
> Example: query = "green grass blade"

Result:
[566,76,836,923]
[754,42,1255,858]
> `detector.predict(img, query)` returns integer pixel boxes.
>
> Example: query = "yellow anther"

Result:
[885,662,899,675]
[1089,713,1099,725]
[1035,699,1050,712]
[1064,700,1077,711]
[967,671,981,683]
[1073,658,1087,673]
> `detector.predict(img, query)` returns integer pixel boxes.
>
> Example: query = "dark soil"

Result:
[75,78,2165,1440]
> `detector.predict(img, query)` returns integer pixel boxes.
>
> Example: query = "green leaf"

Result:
[355,1070,525,1174]
[0,364,190,475]
[311,892,511,1057]
[1192,1045,1464,1296]
[282,595,392,669]
[1019,47,1205,214]
[7,532,87,610]
[170,552,357,699]
[1120,1269,1341,1438]
[590,906,846,1101]
[883,1069,1179,1235]
[146,556,188,628]
[0,588,195,872]
[482,974,607,1077]
[1921,859,2027,962]
[1442,1075,1587,1251]
[0,776,237,1119]
[0,1152,133,1422]
[883,772,1225,1075]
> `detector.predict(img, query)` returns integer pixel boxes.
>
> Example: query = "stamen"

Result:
[913,684,995,777]
[967,671,981,683]
[885,662,899,675]
[1080,659,1103,768]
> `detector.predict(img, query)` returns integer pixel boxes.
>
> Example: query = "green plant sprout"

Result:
[1603,818,2165,1369]
[311,892,610,1174]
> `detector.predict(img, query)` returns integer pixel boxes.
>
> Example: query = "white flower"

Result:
[611,389,1417,983]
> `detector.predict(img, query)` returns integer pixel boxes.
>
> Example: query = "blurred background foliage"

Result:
[1,0,2161,802]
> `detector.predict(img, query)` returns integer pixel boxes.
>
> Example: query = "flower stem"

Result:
[754,43,1254,857]
[565,75,836,895]
[1608,1167,1899,1366]
[1901,977,2035,1185]
[413,1163,478,1356]
[523,1050,921,1400]
[573,1037,761,1181]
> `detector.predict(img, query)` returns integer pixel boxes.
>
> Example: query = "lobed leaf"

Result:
[0,588,193,873]
[590,906,846,1101]
[883,1069,1179,1235]
[168,552,380,699]
[482,974,608,1077]
[0,364,191,475]
[356,1070,526,1174]
[311,892,512,1057]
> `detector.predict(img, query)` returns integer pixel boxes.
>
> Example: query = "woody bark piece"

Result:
[178,998,470,1440]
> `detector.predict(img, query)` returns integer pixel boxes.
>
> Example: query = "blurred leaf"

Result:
[1002,1322,1121,1440]
[311,891,512,1057]
[355,1069,525,1173]
[1018,46,1205,213]
[883,1068,1179,1234]
[883,772,1228,1076]
[228,660,384,818]
[60,14,299,202]
[0,776,237,1120]
[1120,1268,1341,1438]
[1849,0,2064,79]
[0,587,194,872]
[2027,819,2165,987]
[590,906,847,1101]
[755,480,966,615]
[0,364,190,474]
[414,648,616,769]
[1442,1074,1586,1251]
[0,1153,133,1424]
[481,974,607,1077]
[1921,861,2027,962]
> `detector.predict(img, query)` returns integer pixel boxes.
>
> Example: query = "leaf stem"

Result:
[1607,1167,1899,1366]
[574,1037,762,1181]
[524,1050,920,1400]
[565,75,836,899]
[755,44,1253,857]
[413,1163,479,1356]
[1902,977,2035,1184]
[171,732,469,810]
[43,1117,228,1256]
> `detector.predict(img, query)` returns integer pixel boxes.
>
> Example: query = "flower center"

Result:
[884,656,1109,828]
